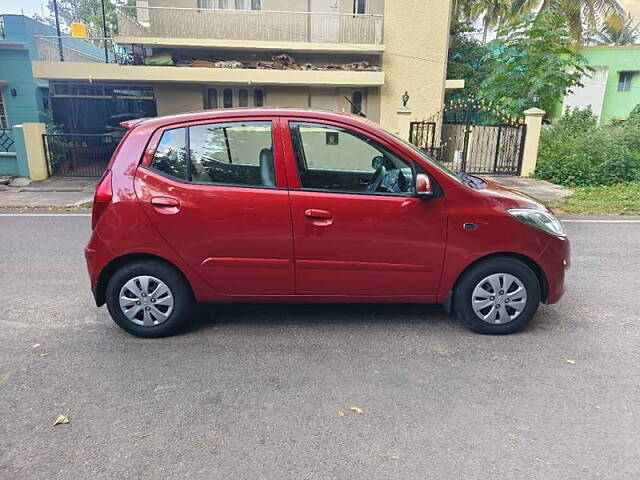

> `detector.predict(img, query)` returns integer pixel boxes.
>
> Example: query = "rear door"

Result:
[135,117,295,296]
[282,118,448,298]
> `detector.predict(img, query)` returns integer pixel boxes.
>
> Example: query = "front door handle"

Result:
[304,209,332,220]
[151,196,180,214]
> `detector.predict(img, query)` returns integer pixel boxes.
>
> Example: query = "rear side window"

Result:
[150,127,188,180]
[149,121,275,188]
[189,121,273,187]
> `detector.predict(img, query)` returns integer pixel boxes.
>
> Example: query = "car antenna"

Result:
[344,97,367,118]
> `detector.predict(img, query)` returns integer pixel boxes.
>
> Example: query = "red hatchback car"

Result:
[85,108,569,337]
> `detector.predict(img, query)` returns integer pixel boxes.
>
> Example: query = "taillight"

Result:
[92,170,113,229]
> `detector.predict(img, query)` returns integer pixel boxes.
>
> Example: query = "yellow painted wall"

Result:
[263,86,309,108]
[156,83,204,115]
[379,0,452,129]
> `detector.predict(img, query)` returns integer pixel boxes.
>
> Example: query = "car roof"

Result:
[124,108,379,131]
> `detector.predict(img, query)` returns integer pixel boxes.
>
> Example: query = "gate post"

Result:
[13,123,48,181]
[396,108,412,141]
[521,107,545,177]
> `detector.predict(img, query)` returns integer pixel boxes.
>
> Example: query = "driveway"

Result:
[1,213,639,479]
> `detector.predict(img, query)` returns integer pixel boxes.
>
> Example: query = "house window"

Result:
[239,89,249,107]
[618,72,633,92]
[206,88,218,109]
[251,0,261,10]
[351,90,364,115]
[218,0,229,8]
[206,87,265,108]
[223,89,233,108]
[234,0,245,8]
[0,90,8,129]
[254,89,264,107]
[353,0,366,14]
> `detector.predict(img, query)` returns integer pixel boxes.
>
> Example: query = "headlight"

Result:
[508,208,566,237]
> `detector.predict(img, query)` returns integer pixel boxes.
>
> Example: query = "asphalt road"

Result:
[1,213,639,479]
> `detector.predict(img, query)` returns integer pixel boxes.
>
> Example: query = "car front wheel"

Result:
[105,260,194,338]
[453,257,541,335]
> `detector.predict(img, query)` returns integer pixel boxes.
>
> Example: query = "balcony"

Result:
[116,6,384,50]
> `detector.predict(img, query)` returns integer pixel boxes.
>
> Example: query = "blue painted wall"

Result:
[0,15,104,175]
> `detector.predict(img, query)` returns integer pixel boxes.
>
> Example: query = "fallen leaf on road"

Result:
[53,414,70,426]
[33,344,41,349]
[566,359,576,365]
[0,373,10,384]
[349,406,364,415]
[40,353,49,357]
[337,410,345,417]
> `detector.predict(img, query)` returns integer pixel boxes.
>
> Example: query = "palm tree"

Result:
[471,0,513,42]
[512,0,626,42]
[590,13,639,44]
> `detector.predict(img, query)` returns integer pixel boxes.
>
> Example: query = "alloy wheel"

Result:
[118,275,174,327]
[471,273,528,325]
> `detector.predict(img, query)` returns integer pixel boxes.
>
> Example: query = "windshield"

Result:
[379,126,466,185]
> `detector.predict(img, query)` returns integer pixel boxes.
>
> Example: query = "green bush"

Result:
[535,107,640,186]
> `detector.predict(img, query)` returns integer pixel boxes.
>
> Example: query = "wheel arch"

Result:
[443,252,548,314]
[95,253,195,307]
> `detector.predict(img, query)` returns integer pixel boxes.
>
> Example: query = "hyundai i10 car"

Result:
[85,108,569,337]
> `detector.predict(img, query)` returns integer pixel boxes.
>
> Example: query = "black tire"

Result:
[106,260,194,338]
[453,257,541,335]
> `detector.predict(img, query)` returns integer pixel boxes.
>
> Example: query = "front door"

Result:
[310,0,340,43]
[283,120,448,298]
[135,118,294,296]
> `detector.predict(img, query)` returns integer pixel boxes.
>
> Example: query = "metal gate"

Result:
[410,97,527,175]
[43,133,120,177]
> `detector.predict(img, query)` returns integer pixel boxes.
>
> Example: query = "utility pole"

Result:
[52,0,64,62]
[101,0,109,63]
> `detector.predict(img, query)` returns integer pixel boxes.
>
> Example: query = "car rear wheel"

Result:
[453,257,541,335]
[106,260,194,338]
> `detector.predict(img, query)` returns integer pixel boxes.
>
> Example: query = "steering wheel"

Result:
[367,165,387,192]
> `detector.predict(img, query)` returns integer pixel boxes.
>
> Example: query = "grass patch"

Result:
[549,183,640,215]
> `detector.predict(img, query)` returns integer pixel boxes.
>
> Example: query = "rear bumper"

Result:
[537,235,570,304]
[84,230,112,303]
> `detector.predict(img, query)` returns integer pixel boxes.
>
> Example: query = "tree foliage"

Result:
[589,13,639,45]
[34,0,122,38]
[446,21,491,100]
[477,12,589,117]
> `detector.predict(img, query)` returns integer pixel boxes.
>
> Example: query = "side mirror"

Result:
[415,173,434,199]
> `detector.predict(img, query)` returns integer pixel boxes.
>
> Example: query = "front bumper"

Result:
[537,235,570,304]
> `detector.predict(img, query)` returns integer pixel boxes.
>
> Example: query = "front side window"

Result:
[290,122,415,195]
[189,121,274,187]
[618,72,633,92]
[150,128,188,180]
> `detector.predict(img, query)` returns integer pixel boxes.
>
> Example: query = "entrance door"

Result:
[310,0,339,43]
[135,118,294,296]
[284,120,448,298]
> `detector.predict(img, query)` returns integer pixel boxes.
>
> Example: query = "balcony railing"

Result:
[116,6,383,45]
[0,128,15,152]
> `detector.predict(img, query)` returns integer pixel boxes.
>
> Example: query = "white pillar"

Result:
[396,108,412,141]
[521,107,545,177]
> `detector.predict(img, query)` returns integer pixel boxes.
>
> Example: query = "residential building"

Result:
[0,14,103,175]
[562,45,640,124]
[30,0,455,134]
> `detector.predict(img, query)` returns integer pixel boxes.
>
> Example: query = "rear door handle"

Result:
[304,209,332,219]
[151,196,180,214]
